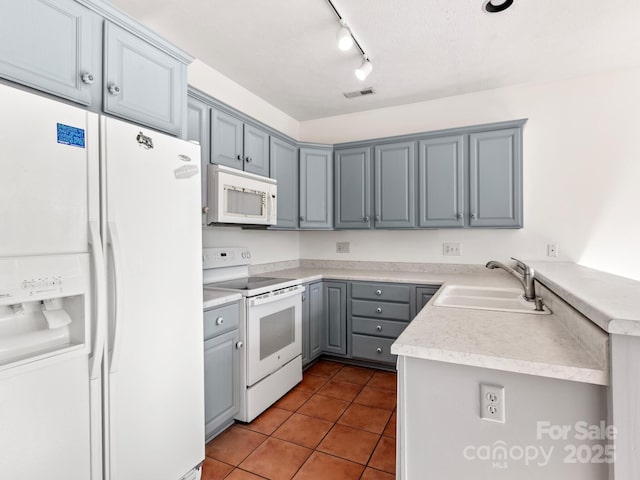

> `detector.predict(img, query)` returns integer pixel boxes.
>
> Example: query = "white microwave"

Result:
[207,164,277,226]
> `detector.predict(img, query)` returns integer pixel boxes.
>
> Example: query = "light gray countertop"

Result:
[264,265,609,386]
[203,289,242,309]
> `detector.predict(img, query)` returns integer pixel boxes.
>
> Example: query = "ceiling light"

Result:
[336,20,354,51]
[483,0,514,13]
[355,57,373,81]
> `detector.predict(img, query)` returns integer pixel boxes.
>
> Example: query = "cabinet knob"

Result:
[375,289,382,296]
[363,216,369,222]
[299,216,305,221]
[456,212,462,220]
[376,325,382,332]
[376,307,382,313]
[302,294,306,301]
[202,206,209,214]
[245,156,252,163]
[81,72,95,85]
[215,317,224,325]
[236,154,243,161]
[376,347,383,354]
[375,215,380,222]
[236,341,243,349]
[471,212,477,219]
[107,83,121,95]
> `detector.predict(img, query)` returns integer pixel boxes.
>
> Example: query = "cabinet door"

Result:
[0,0,100,106]
[308,282,324,361]
[104,22,186,136]
[301,286,310,367]
[322,282,347,356]
[469,128,523,227]
[187,95,211,225]
[374,142,416,228]
[418,136,465,228]
[204,329,241,440]
[270,137,298,228]
[415,286,440,314]
[299,148,333,229]
[211,108,244,169]
[335,147,371,229]
[244,125,269,176]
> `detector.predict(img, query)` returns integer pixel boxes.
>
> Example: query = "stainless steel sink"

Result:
[433,285,551,315]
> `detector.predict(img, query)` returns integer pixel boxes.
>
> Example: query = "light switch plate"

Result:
[443,243,461,256]
[336,242,350,253]
[480,384,505,423]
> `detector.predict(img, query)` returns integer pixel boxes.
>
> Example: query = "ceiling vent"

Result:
[344,87,376,99]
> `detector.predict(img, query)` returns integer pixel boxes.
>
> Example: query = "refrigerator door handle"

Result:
[107,222,125,374]
[89,221,107,380]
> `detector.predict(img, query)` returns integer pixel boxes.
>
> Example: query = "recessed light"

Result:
[483,0,514,13]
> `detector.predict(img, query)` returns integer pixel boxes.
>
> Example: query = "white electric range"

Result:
[202,247,304,422]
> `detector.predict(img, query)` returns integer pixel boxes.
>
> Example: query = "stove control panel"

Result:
[203,247,251,268]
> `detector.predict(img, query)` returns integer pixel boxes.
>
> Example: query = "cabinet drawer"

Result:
[352,317,408,339]
[204,302,240,339]
[351,334,396,364]
[351,282,411,302]
[351,299,410,321]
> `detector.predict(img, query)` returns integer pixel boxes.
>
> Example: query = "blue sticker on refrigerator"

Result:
[56,123,85,148]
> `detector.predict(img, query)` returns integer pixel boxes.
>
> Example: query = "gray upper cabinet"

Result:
[104,22,186,136]
[469,128,523,228]
[211,108,244,168]
[187,95,211,225]
[418,135,465,228]
[243,124,269,176]
[270,137,298,228]
[0,0,101,106]
[374,141,416,228]
[334,147,371,229]
[299,148,333,229]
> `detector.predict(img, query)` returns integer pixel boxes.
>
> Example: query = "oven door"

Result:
[246,286,303,387]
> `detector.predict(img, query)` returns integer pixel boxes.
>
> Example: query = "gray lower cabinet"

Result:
[302,282,324,367]
[103,22,186,136]
[211,107,270,176]
[322,281,347,356]
[374,141,416,228]
[187,94,211,225]
[0,0,101,106]
[334,147,372,229]
[203,302,241,441]
[299,148,333,229]
[469,128,523,227]
[415,285,440,313]
[418,135,465,228]
[270,137,299,228]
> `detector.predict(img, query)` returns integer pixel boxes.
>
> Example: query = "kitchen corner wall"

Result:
[190,59,640,281]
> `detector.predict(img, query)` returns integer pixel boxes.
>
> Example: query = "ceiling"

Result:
[111,0,640,121]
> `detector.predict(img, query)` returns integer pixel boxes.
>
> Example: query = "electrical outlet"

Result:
[443,243,461,256]
[547,244,559,257]
[480,384,505,423]
[336,242,350,254]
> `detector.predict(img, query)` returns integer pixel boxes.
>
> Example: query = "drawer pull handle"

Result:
[376,307,382,313]
[376,347,383,354]
[376,289,382,296]
[376,325,382,332]
[216,317,224,325]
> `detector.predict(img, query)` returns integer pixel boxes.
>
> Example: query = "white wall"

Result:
[298,68,640,281]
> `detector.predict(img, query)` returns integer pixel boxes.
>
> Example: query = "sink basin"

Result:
[433,285,551,315]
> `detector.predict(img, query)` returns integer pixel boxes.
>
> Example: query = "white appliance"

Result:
[202,248,303,422]
[0,83,204,480]
[207,164,277,226]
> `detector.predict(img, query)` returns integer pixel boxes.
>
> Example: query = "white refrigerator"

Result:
[0,83,204,480]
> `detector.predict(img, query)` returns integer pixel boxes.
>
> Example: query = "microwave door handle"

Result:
[249,285,305,306]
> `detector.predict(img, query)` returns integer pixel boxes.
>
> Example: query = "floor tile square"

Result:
[317,424,379,465]
[354,386,397,411]
[272,413,333,449]
[304,360,343,378]
[337,404,392,434]
[201,457,233,480]
[224,469,265,480]
[366,371,397,391]
[274,389,312,411]
[293,451,364,480]
[239,437,312,480]
[383,412,396,438]
[240,407,293,435]
[205,425,267,466]
[295,373,329,393]
[316,379,363,402]
[296,394,349,422]
[368,436,396,474]
[361,467,395,479]
[333,365,374,385]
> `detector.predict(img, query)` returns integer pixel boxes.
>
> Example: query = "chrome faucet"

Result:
[485,257,536,301]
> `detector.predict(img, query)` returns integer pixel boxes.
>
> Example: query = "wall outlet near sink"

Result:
[547,243,559,257]
[443,243,461,256]
[336,242,350,254]
[480,384,505,423]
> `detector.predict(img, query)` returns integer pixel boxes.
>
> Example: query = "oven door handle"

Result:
[248,285,305,306]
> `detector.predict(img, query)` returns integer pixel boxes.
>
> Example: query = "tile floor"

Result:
[203,360,397,480]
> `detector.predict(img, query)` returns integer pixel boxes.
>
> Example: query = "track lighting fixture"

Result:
[355,56,373,81]
[336,20,354,51]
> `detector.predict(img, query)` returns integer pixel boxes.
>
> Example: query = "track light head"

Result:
[336,21,354,51]
[355,57,373,81]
